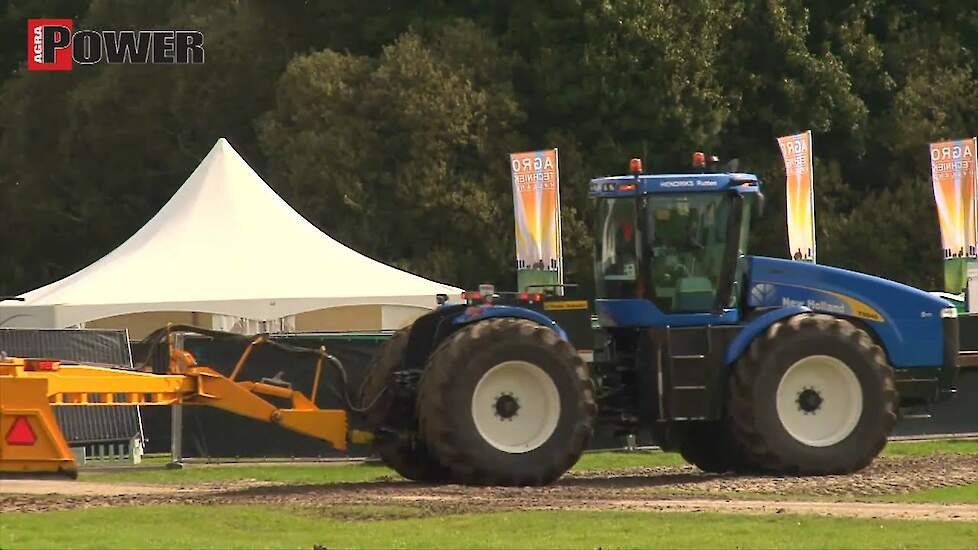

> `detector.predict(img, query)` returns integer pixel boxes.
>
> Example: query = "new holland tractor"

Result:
[362,158,959,486]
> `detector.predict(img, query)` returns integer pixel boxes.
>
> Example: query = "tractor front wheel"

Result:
[728,314,897,474]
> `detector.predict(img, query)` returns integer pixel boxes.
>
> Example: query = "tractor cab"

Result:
[589,157,762,326]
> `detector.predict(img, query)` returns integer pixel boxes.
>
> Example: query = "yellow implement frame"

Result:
[0,347,349,477]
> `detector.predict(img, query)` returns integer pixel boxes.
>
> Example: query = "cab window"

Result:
[646,193,730,312]
[594,198,641,299]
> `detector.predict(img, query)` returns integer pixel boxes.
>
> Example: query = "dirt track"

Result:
[2,453,975,521]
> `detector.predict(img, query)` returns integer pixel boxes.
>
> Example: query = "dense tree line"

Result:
[2,0,976,297]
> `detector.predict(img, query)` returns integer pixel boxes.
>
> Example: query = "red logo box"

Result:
[27,19,73,71]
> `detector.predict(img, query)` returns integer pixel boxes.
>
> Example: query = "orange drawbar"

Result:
[0,350,352,477]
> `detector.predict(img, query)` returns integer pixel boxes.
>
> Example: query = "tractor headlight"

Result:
[940,307,958,319]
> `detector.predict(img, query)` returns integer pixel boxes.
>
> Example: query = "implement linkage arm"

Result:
[0,325,358,477]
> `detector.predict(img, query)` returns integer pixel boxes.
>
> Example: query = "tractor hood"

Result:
[745,256,952,367]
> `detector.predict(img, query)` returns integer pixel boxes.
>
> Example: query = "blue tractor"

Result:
[362,158,959,485]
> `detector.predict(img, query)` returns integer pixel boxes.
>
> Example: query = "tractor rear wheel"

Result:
[418,318,597,486]
[361,327,449,482]
[728,314,897,474]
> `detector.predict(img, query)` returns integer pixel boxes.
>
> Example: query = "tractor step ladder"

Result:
[663,325,714,420]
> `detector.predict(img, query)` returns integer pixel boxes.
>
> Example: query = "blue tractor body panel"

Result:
[451,304,570,341]
[596,300,739,327]
[744,257,951,368]
[594,256,951,369]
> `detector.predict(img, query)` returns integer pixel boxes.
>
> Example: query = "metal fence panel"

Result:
[0,328,142,444]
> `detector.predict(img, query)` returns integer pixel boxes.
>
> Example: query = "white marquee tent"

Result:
[0,139,461,332]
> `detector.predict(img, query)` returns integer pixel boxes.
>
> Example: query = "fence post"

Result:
[167,406,183,469]
[167,331,185,470]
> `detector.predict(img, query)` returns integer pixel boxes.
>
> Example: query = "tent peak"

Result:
[199,138,254,188]
[210,137,237,157]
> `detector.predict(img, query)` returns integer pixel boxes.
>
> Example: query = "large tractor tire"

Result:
[418,318,597,486]
[361,327,450,482]
[728,314,897,475]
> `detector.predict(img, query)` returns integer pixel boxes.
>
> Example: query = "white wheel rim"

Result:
[471,360,561,454]
[775,355,863,447]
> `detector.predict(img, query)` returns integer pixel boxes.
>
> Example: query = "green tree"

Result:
[259,24,523,288]
[3,0,977,297]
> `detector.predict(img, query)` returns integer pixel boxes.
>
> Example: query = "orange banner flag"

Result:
[777,131,816,262]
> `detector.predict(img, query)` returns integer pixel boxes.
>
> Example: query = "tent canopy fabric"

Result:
[1,139,461,328]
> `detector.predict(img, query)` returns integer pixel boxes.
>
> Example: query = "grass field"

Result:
[81,461,394,485]
[2,505,976,550]
[6,439,970,549]
[881,439,978,456]
[889,483,978,504]
[81,439,972,485]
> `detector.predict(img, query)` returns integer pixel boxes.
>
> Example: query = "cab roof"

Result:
[589,173,761,198]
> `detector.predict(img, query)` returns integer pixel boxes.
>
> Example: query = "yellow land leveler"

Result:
[0,326,361,477]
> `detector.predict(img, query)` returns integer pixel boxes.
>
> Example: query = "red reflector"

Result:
[5,416,37,446]
[26,359,58,371]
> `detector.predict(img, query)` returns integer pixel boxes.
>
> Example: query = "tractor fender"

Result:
[451,305,570,341]
[723,306,812,366]
[401,304,569,375]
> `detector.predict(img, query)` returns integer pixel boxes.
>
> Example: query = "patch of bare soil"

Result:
[0,479,190,496]
[2,453,975,521]
[563,453,978,498]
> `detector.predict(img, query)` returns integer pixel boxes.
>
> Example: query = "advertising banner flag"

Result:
[510,149,562,291]
[929,138,978,292]
[778,131,816,262]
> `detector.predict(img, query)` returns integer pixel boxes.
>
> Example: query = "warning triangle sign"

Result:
[5,416,37,446]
